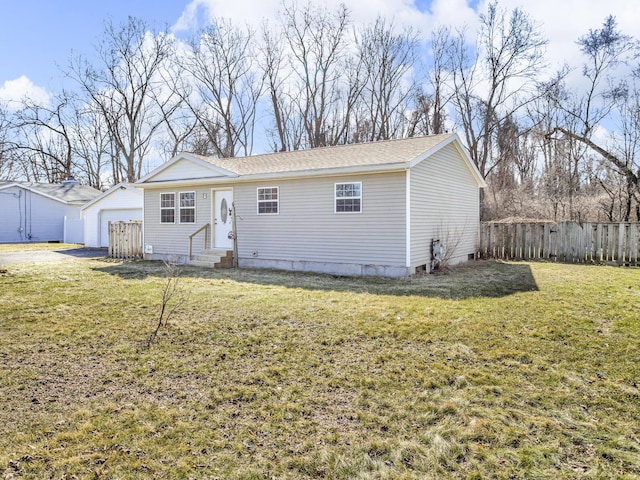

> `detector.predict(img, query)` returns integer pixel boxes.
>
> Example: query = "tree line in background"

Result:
[0,1,638,222]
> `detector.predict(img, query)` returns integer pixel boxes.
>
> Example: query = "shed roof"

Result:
[0,181,101,205]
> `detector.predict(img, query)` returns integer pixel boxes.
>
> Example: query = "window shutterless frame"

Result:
[334,182,362,213]
[160,192,175,223]
[179,191,196,223]
[257,186,279,215]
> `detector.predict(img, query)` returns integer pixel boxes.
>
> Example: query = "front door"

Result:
[213,189,234,249]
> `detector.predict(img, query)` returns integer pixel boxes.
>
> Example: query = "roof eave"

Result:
[137,162,409,188]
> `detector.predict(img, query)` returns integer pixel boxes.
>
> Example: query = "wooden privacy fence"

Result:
[108,221,143,259]
[479,221,640,266]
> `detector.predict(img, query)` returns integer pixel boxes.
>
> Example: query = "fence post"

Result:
[618,223,625,266]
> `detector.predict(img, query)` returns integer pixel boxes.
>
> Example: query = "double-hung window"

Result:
[257,187,279,214]
[335,182,362,213]
[179,192,196,223]
[160,193,175,223]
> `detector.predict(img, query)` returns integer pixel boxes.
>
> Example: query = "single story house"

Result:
[0,179,101,244]
[81,183,143,248]
[136,133,487,277]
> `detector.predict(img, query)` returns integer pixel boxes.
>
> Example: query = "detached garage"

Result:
[81,183,143,248]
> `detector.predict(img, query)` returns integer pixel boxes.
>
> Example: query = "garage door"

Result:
[99,209,143,247]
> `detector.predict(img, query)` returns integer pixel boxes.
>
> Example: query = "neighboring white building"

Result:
[81,183,143,248]
[136,133,487,277]
[0,179,100,244]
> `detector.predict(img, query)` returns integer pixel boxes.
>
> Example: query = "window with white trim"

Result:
[179,191,196,223]
[335,182,362,213]
[257,187,279,214]
[160,193,175,223]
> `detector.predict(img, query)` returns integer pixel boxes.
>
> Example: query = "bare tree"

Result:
[355,17,419,141]
[178,19,263,158]
[146,260,189,348]
[547,16,640,220]
[281,1,351,148]
[260,24,291,152]
[408,26,452,137]
[68,16,174,182]
[12,92,76,183]
[154,57,198,160]
[0,103,17,179]
[446,2,548,178]
[70,103,113,189]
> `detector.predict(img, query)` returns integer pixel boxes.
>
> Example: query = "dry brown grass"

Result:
[0,251,639,478]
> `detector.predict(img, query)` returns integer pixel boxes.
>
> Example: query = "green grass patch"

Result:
[0,256,639,478]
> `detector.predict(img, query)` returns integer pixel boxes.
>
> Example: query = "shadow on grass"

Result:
[92,259,538,300]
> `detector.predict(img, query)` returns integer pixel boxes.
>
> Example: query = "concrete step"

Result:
[193,253,222,263]
[188,249,233,269]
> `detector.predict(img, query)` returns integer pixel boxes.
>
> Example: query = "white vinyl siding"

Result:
[257,187,279,215]
[0,186,82,243]
[82,187,142,248]
[179,191,196,223]
[150,158,226,182]
[335,182,362,213]
[234,172,406,266]
[160,193,175,224]
[410,142,481,268]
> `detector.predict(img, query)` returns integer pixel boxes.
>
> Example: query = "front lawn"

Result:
[0,255,638,478]
[0,242,82,252]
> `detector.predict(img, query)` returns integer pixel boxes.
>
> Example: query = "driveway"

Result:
[0,248,107,265]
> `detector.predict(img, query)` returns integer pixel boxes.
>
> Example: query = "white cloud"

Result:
[173,0,639,50]
[172,0,435,34]
[0,76,50,108]
[172,0,280,32]
[171,0,207,33]
[429,0,478,32]
[476,0,640,72]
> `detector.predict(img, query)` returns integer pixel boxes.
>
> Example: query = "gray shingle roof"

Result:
[0,181,101,204]
[191,134,455,176]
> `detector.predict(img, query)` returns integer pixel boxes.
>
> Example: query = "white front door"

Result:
[213,189,234,249]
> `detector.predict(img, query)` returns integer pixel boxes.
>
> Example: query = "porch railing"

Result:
[188,223,210,260]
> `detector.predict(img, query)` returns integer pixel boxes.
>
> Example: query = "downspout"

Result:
[0,189,23,240]
[27,189,32,240]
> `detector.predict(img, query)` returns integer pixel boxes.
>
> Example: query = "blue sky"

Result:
[1,0,637,107]
[0,1,185,89]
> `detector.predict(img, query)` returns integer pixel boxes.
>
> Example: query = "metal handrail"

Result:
[188,223,210,260]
